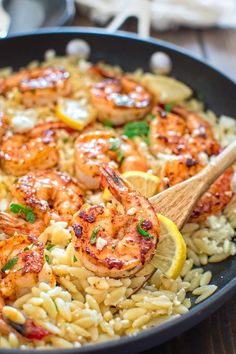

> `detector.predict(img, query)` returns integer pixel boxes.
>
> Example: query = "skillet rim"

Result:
[0,28,235,354]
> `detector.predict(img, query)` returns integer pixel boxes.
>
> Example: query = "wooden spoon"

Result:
[128,140,236,296]
[150,139,236,228]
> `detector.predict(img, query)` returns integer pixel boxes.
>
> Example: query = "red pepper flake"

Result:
[24,319,50,340]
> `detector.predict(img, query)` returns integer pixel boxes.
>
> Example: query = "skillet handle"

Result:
[0,0,10,38]
[106,0,151,38]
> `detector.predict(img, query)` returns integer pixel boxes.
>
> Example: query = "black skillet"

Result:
[0,28,235,354]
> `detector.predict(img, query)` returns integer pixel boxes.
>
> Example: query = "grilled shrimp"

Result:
[0,212,45,238]
[72,165,159,278]
[0,121,69,176]
[74,131,149,189]
[150,106,220,158]
[12,170,83,225]
[0,113,8,140]
[161,158,234,222]
[0,66,71,107]
[0,234,54,300]
[190,167,234,222]
[90,67,152,126]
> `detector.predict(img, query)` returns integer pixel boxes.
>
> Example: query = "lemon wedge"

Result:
[103,171,160,201]
[151,214,186,279]
[122,171,160,198]
[143,74,192,103]
[56,98,96,130]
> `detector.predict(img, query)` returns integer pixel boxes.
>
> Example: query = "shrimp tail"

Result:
[0,212,30,236]
[100,165,133,202]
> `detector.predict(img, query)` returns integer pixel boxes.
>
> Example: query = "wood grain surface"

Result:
[72,11,236,354]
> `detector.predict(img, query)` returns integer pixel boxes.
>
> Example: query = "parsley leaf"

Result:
[117,149,125,165]
[90,226,101,245]
[73,255,78,262]
[45,255,50,264]
[136,219,153,239]
[109,138,120,151]
[10,203,36,224]
[1,257,18,272]
[103,120,113,127]
[123,120,149,139]
[164,103,172,113]
[46,243,55,251]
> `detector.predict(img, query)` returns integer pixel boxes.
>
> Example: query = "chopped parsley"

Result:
[73,255,78,262]
[123,120,149,139]
[136,219,153,239]
[164,103,172,113]
[90,226,101,245]
[112,245,116,250]
[117,149,125,165]
[109,138,120,151]
[46,243,55,251]
[1,257,18,272]
[23,246,29,252]
[45,255,50,264]
[10,203,36,224]
[103,120,113,127]
[147,114,156,121]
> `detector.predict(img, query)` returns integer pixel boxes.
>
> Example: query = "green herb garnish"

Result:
[45,255,50,264]
[90,226,101,245]
[23,247,29,252]
[136,219,153,239]
[73,255,78,262]
[123,120,149,139]
[164,103,172,113]
[1,257,18,272]
[148,114,156,121]
[10,203,36,224]
[112,245,116,250]
[103,120,113,127]
[117,149,125,165]
[46,243,55,251]
[109,138,120,151]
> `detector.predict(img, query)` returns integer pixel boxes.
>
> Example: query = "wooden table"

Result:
[72,13,236,354]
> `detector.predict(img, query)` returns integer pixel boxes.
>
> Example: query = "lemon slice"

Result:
[56,98,96,130]
[151,214,186,279]
[143,74,192,103]
[103,171,160,201]
[122,171,160,198]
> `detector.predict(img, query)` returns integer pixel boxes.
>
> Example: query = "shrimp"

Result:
[12,170,84,225]
[161,158,234,222]
[152,105,233,222]
[190,167,234,223]
[90,67,152,126]
[72,165,159,278]
[0,113,8,140]
[0,66,71,107]
[150,106,220,158]
[74,131,149,189]
[0,212,45,238]
[0,121,70,176]
[0,234,54,300]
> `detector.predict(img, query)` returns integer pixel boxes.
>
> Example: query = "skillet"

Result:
[0,28,235,354]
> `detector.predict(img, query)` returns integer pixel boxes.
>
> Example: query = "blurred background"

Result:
[1,0,236,76]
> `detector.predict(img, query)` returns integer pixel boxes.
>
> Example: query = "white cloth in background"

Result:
[76,0,236,30]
